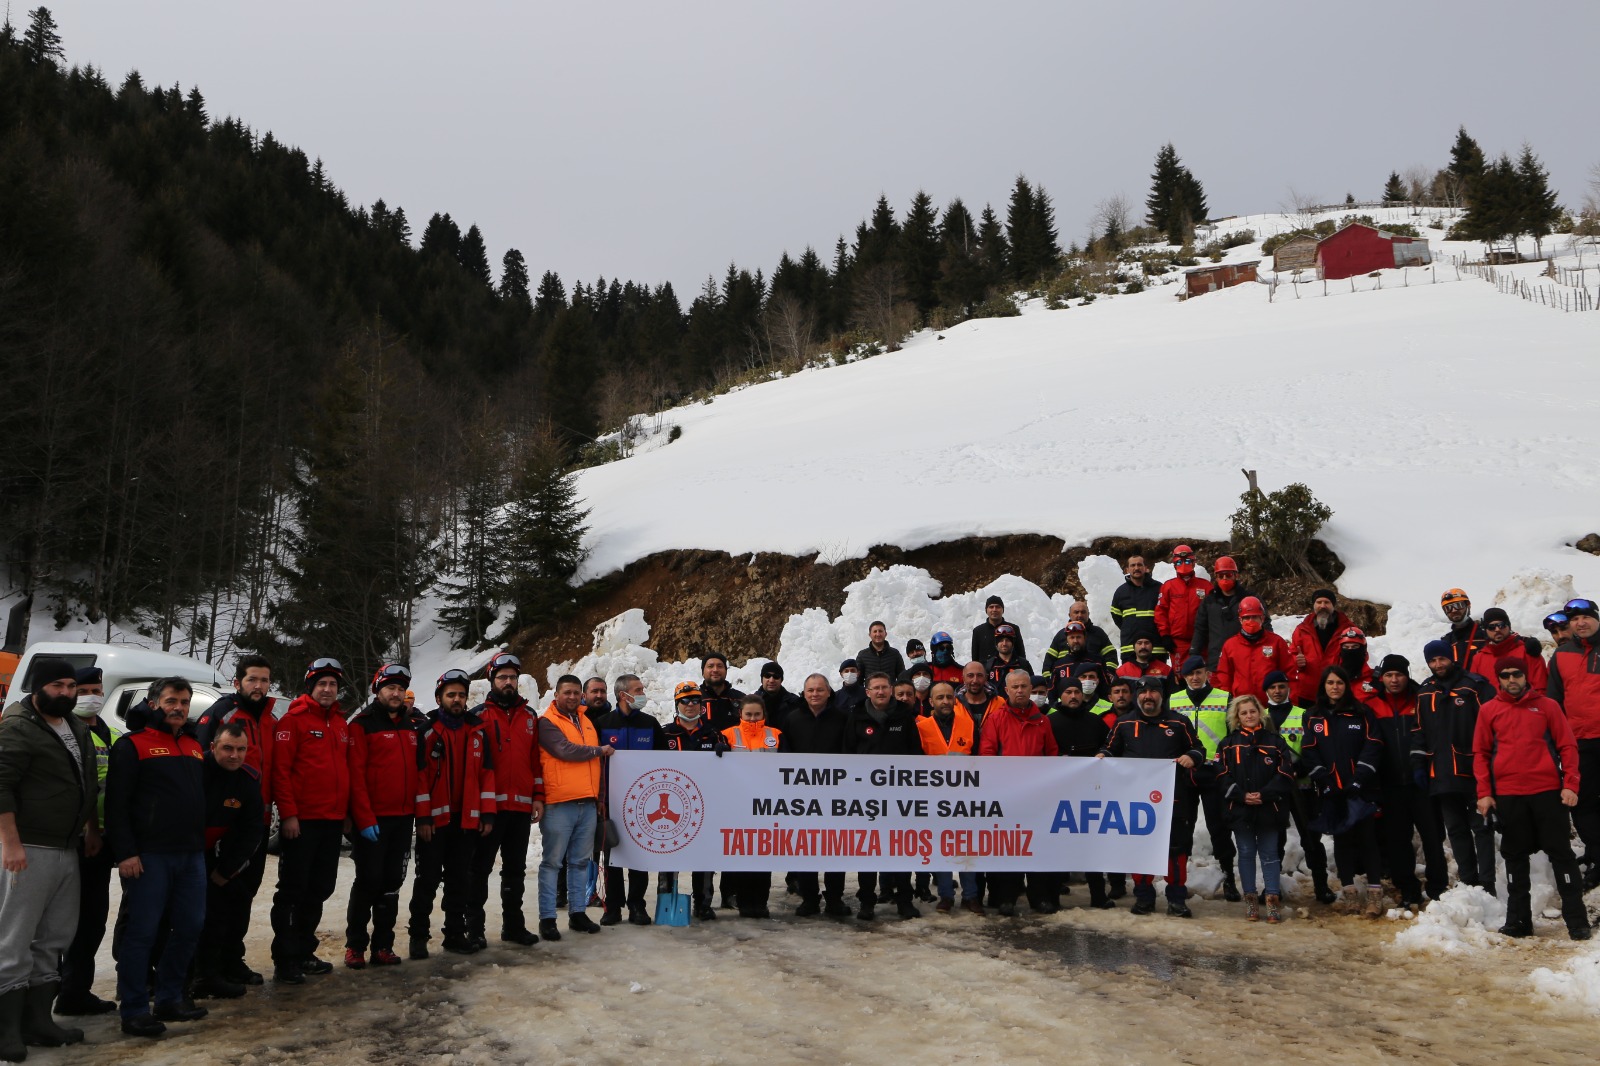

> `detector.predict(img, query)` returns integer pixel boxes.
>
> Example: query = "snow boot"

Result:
[1129,897,1155,916]
[1553,860,1592,941]
[1312,870,1337,905]
[1364,885,1385,919]
[794,897,821,918]
[1166,900,1193,918]
[0,987,26,1063]
[1244,892,1259,922]
[1221,871,1242,903]
[538,918,561,942]
[823,896,852,918]
[1264,894,1282,924]
[408,936,430,960]
[21,982,82,1047]
[1333,885,1359,914]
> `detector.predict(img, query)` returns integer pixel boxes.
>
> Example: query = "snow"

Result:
[572,212,1600,677]
[1531,942,1600,1013]
[1392,884,1509,954]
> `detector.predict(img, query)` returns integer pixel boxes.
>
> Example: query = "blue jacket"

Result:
[593,706,666,751]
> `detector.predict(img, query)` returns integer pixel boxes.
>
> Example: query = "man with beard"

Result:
[661,683,728,921]
[756,662,804,722]
[1290,590,1352,708]
[1548,597,1600,888]
[1469,609,1547,692]
[1364,655,1447,908]
[699,654,743,733]
[471,653,546,948]
[1413,640,1497,893]
[53,667,120,1016]
[957,662,1003,725]
[972,596,1027,665]
[1439,589,1490,668]
[1115,637,1170,681]
[1046,676,1115,910]
[1111,555,1163,663]
[1044,601,1117,675]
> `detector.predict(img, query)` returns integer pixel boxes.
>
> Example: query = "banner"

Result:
[606,751,1177,874]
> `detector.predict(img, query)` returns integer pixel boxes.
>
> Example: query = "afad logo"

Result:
[621,768,705,854]
[1048,793,1161,836]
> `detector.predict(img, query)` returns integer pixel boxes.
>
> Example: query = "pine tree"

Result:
[495,423,590,639]
[1448,126,1486,206]
[1383,171,1407,203]
[1173,170,1207,245]
[498,248,531,306]
[541,304,600,450]
[1145,144,1182,234]
[976,205,1008,290]
[897,190,942,316]
[458,223,491,286]
[935,198,985,313]
[420,212,461,260]
[1516,144,1560,258]
[855,195,899,267]
[1462,153,1519,250]
[22,7,64,68]
[437,411,506,649]
[1030,183,1061,272]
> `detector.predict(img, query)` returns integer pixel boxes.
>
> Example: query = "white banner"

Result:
[606,751,1177,874]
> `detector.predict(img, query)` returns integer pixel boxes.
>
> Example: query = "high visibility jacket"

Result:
[88,722,124,825]
[540,703,602,803]
[927,705,977,755]
[477,697,547,812]
[270,695,350,822]
[347,704,427,830]
[416,711,497,829]
[914,716,949,755]
[1170,686,1232,759]
[724,723,782,752]
[1549,634,1600,740]
[1268,701,1308,760]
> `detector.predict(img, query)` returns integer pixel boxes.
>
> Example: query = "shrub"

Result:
[667,424,682,443]
[1228,480,1333,581]
[971,292,1022,319]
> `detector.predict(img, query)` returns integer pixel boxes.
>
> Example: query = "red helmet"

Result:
[1338,626,1367,647]
[1172,544,1196,575]
[1239,596,1265,617]
[1213,556,1238,575]
[1238,596,1265,636]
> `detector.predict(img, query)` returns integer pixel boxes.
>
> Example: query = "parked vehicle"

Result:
[5,641,229,723]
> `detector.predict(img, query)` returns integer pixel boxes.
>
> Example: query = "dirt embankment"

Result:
[513,535,1387,667]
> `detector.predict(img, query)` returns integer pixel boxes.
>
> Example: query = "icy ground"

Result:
[35,853,1600,1066]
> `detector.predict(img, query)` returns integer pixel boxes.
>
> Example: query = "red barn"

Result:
[1316,223,1431,281]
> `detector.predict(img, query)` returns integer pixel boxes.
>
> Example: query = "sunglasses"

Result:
[1498,670,1525,679]
[677,697,703,705]
[1485,621,1510,630]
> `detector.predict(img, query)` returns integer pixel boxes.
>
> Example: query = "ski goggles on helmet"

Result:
[436,669,471,691]
[486,652,522,676]
[1563,598,1598,620]
[304,657,344,684]
[1544,612,1570,632]
[371,663,412,691]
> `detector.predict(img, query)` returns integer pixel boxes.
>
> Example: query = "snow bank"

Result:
[1392,885,1507,954]
[1531,944,1600,1013]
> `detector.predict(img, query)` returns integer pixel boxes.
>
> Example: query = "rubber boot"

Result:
[20,982,82,1047]
[0,987,26,1063]
[1553,859,1591,940]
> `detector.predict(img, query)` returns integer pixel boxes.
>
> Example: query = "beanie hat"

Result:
[985,595,1004,608]
[760,661,784,680]
[703,651,729,667]
[1263,670,1289,690]
[1482,607,1510,626]
[1180,655,1207,675]
[908,661,934,679]
[1377,654,1411,677]
[1312,588,1337,606]
[1057,674,1083,691]
[1423,639,1452,662]
[32,658,75,688]
[1493,655,1528,676]
[905,638,925,655]
[839,658,859,672]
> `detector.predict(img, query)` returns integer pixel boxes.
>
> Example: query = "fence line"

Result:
[1433,252,1599,313]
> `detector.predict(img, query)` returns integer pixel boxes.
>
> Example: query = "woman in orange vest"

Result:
[722,696,783,917]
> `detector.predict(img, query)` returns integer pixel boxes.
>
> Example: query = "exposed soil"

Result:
[513,535,1388,666]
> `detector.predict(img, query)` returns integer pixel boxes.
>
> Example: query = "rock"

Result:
[1575,533,1600,556]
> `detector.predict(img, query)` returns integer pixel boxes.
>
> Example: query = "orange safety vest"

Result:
[723,723,782,752]
[540,703,602,803]
[928,705,977,755]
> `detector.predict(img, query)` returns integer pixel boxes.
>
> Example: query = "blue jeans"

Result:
[117,851,206,1018]
[934,871,979,902]
[538,800,597,919]
[1233,825,1281,898]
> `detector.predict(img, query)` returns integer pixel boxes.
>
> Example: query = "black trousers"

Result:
[1572,739,1600,863]
[988,872,1051,907]
[1436,791,1497,892]
[1499,790,1587,931]
[1376,786,1448,900]
[728,871,772,913]
[469,809,532,934]
[269,819,344,964]
[1177,784,1236,870]
[59,845,114,1000]
[346,815,414,952]
[1331,817,1384,886]
[856,872,911,906]
[604,865,649,914]
[196,855,261,980]
[1277,788,1329,878]
[408,822,478,942]
[791,871,846,902]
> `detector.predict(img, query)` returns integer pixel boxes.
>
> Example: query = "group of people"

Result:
[0,545,1597,1054]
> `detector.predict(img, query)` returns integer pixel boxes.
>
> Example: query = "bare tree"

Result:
[1092,195,1132,241]
[1281,187,1320,233]
[851,263,913,351]
[763,293,816,371]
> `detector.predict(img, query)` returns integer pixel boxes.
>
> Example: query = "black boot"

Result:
[1500,857,1534,937]
[538,917,561,942]
[0,987,26,1063]
[1554,860,1592,941]
[1221,871,1242,903]
[1312,869,1337,905]
[20,982,82,1047]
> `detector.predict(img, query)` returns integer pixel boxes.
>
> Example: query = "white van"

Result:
[8,642,230,724]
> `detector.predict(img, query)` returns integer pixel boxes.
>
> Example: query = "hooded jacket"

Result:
[978,702,1058,757]
[1474,685,1579,798]
[1412,664,1496,795]
[270,694,351,822]
[1156,574,1213,661]
[1288,611,1354,706]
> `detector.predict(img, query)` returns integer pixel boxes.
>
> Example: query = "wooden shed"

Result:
[1272,234,1319,273]
[1316,223,1432,280]
[1183,260,1259,299]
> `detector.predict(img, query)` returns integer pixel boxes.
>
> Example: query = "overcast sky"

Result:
[39,1,1600,296]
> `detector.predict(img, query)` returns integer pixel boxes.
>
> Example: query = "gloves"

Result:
[358,825,380,843]
[715,746,725,758]
[1412,767,1428,790]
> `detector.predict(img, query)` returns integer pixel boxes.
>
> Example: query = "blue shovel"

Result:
[655,873,691,926]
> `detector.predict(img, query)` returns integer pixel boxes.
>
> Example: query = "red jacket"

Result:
[1156,575,1212,661]
[1213,630,1295,703]
[1549,635,1600,740]
[977,703,1059,757]
[1116,660,1171,679]
[417,711,497,829]
[270,695,351,822]
[347,704,427,831]
[1470,634,1548,695]
[476,697,546,813]
[1474,687,1579,798]
[1288,612,1352,706]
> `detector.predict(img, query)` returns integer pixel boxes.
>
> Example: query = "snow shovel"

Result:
[656,873,691,926]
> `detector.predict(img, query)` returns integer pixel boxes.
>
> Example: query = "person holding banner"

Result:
[1046,676,1116,911]
[1170,658,1240,903]
[844,674,928,920]
[662,683,729,921]
[595,675,663,927]
[978,670,1059,916]
[721,695,783,918]
[1100,678,1204,918]
[781,675,851,917]
[925,681,983,915]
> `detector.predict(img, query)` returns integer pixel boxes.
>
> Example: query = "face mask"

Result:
[72,695,104,720]
[1080,678,1098,696]
[677,707,702,724]
[912,676,931,693]
[1216,575,1237,593]
[1240,616,1264,636]
[933,647,952,665]
[909,653,925,664]
[1340,648,1365,673]
[37,693,76,718]
[841,671,859,686]
[1030,694,1048,708]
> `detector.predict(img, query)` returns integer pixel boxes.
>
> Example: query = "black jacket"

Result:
[203,753,264,879]
[1103,710,1203,765]
[1412,666,1495,795]
[1110,580,1162,660]
[699,682,743,733]
[971,620,1026,666]
[1047,703,1110,757]
[780,704,849,754]
[854,644,907,684]
[1191,585,1269,668]
[842,700,927,756]
[758,686,805,724]
[661,718,729,754]
[1302,698,1382,795]
[1043,625,1118,673]
[1442,620,1489,669]
[1214,727,1296,827]
[106,719,207,860]
[984,654,1035,692]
